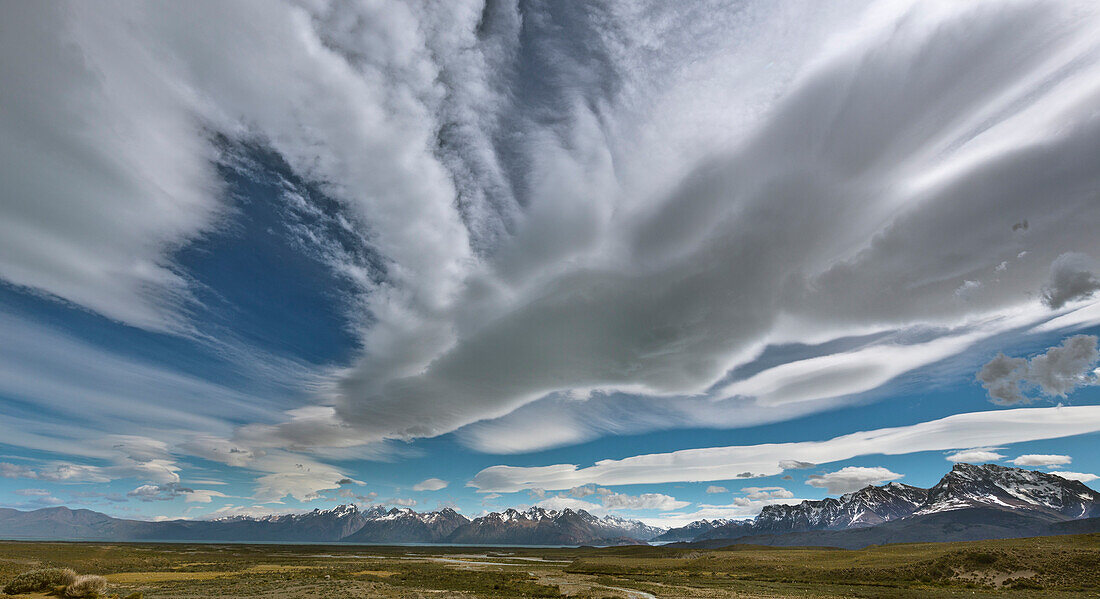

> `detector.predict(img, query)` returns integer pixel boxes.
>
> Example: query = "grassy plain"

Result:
[0,534,1098,598]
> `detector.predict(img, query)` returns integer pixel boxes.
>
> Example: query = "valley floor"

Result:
[0,534,1097,598]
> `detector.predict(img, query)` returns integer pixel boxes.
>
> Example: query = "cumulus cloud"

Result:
[737,487,795,502]
[470,405,1100,492]
[1041,253,1100,309]
[1011,454,1072,467]
[602,492,690,512]
[945,449,1005,463]
[705,486,728,494]
[977,335,1100,404]
[567,485,611,498]
[806,467,902,494]
[128,483,193,502]
[528,486,689,514]
[332,488,379,503]
[412,478,449,492]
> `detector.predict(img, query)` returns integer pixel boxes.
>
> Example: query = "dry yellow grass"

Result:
[351,570,400,577]
[104,571,230,583]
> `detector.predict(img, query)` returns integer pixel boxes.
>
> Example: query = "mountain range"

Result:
[0,503,660,546]
[685,463,1100,548]
[0,464,1096,547]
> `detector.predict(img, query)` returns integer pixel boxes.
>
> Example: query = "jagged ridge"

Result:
[695,464,1099,542]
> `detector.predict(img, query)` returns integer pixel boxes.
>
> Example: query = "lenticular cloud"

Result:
[314,0,1100,449]
[6,1,1100,456]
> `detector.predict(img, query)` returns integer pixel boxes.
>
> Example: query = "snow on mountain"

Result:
[916,463,1100,518]
[600,514,665,540]
[653,519,735,542]
[340,506,469,543]
[445,507,655,545]
[745,482,928,536]
[686,464,1100,543]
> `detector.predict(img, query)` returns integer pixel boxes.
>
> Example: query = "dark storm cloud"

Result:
[977,335,1100,404]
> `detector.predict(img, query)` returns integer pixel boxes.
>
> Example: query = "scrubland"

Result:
[1,534,1097,598]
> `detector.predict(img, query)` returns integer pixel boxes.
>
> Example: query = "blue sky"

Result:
[2,0,1100,527]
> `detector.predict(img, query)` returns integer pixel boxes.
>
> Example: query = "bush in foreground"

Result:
[64,575,107,598]
[2,568,77,594]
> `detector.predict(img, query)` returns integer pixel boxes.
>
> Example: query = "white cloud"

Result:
[250,453,359,503]
[5,0,1100,472]
[705,485,728,494]
[412,478,449,492]
[279,0,1100,452]
[13,488,52,497]
[0,462,108,483]
[533,496,607,517]
[602,492,690,512]
[1049,471,1098,483]
[567,485,600,498]
[128,483,192,502]
[0,313,290,453]
[945,448,1005,463]
[1011,454,1072,467]
[470,405,1100,492]
[0,2,223,331]
[738,487,795,502]
[1031,300,1100,334]
[806,467,902,494]
[7,488,63,508]
[0,438,185,486]
[778,460,815,470]
[648,487,804,528]
[185,490,230,504]
[719,334,990,407]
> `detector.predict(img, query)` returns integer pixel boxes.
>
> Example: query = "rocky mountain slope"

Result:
[916,463,1100,518]
[651,519,737,542]
[446,507,654,545]
[0,503,658,545]
[340,507,469,543]
[691,463,1099,547]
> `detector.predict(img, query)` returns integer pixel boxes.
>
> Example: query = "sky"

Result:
[2,0,1100,528]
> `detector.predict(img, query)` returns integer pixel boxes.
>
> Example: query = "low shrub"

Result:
[64,574,107,598]
[2,568,77,594]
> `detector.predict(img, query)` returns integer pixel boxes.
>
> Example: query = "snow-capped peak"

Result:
[916,463,1100,517]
